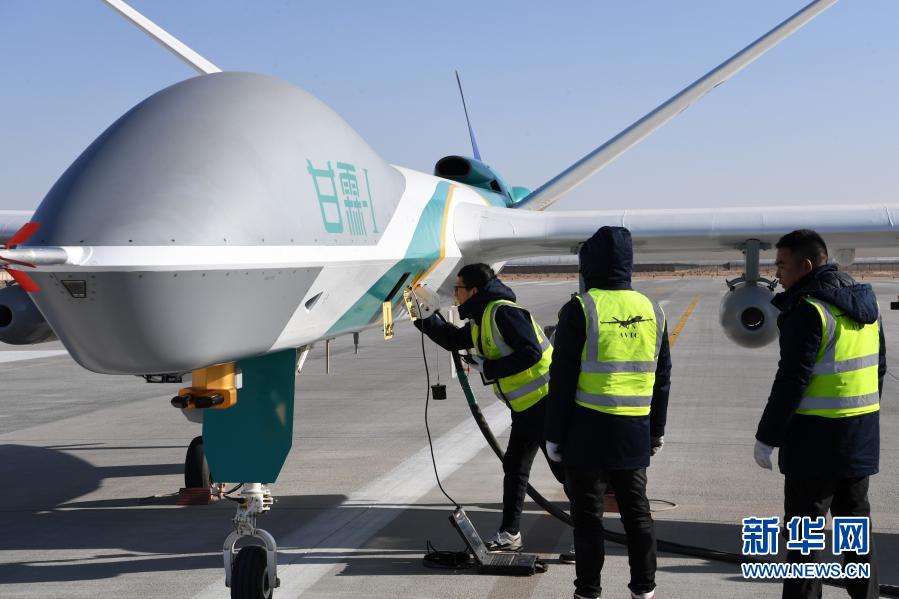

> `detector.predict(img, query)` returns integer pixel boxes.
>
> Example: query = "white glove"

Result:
[753,440,774,470]
[650,436,664,456]
[546,441,563,463]
[464,354,486,374]
[408,284,440,320]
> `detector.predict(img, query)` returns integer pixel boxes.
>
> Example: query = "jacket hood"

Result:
[772,264,879,324]
[458,276,517,321]
[579,226,633,290]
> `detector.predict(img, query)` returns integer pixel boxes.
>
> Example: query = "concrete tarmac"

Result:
[1,277,897,598]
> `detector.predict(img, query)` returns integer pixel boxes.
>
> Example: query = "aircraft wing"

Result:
[454,202,899,263]
[515,0,838,212]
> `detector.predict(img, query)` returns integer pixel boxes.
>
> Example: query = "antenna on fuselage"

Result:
[454,70,482,161]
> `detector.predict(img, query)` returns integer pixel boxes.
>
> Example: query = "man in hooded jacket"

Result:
[413,263,564,552]
[545,226,671,599]
[754,229,884,599]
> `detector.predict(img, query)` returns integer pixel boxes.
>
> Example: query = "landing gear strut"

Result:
[223,483,279,599]
[195,349,296,597]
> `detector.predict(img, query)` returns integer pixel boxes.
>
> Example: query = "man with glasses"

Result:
[412,263,565,553]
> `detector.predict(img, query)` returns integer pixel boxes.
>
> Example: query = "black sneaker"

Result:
[559,545,576,563]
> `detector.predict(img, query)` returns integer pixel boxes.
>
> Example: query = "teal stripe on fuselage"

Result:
[325,181,451,335]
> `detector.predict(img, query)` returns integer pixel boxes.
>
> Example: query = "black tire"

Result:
[230,546,273,599]
[184,435,213,488]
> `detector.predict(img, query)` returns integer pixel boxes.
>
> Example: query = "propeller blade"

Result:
[7,269,40,293]
[0,256,36,268]
[5,222,40,248]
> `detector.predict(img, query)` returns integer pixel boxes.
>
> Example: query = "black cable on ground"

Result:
[418,301,459,508]
[449,350,899,596]
[421,540,475,570]
[417,307,469,570]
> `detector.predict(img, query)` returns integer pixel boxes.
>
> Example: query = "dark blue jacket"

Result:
[545,226,672,471]
[755,264,886,478]
[413,277,544,383]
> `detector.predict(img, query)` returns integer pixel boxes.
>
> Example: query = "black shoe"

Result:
[559,545,575,564]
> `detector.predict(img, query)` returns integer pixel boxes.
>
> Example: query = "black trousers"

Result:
[565,466,656,598]
[500,402,567,534]
[782,475,878,599]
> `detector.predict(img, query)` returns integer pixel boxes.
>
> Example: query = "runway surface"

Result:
[1,276,897,598]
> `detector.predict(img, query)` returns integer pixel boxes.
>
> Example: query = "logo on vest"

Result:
[601,315,653,339]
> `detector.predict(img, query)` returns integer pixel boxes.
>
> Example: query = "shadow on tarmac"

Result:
[1,445,896,590]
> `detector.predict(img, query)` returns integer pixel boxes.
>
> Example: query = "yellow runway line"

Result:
[669,295,700,348]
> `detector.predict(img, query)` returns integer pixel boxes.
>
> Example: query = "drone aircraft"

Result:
[1,0,897,596]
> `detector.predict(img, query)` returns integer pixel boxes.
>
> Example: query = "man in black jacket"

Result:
[545,226,671,599]
[413,263,565,552]
[755,229,884,599]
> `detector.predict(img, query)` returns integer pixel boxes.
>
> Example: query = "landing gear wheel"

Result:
[185,435,213,488]
[230,546,275,599]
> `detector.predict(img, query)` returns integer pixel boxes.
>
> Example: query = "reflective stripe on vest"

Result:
[575,289,665,416]
[469,299,553,412]
[797,297,880,418]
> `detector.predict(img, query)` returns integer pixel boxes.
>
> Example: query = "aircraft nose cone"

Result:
[30,72,403,249]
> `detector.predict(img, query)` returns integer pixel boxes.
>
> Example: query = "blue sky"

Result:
[1,1,897,211]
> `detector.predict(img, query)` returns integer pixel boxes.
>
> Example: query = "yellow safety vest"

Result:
[797,297,880,418]
[470,299,553,412]
[575,289,665,416]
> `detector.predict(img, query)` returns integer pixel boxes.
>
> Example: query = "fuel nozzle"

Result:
[403,283,441,321]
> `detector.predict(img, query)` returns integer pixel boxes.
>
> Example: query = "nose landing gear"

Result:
[198,348,297,597]
[223,483,279,599]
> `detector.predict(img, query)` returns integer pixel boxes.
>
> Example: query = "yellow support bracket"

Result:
[383,301,394,340]
[175,362,239,410]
